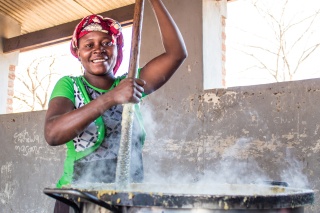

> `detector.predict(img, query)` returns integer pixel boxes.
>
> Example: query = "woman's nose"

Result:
[93,45,105,54]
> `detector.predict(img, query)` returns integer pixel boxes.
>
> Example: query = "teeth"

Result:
[92,59,106,63]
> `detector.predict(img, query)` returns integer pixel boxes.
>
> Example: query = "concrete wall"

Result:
[0,0,318,212]
[0,111,64,212]
[140,0,319,211]
[141,79,320,212]
[1,79,319,212]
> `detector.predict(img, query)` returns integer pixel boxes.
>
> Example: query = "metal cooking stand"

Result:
[43,188,122,213]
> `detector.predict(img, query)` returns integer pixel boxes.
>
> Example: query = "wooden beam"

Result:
[3,4,134,53]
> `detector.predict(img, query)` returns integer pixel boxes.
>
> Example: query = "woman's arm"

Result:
[44,78,145,146]
[139,0,188,94]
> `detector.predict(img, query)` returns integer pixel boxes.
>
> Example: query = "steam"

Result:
[280,149,309,188]
[200,137,268,185]
[82,203,110,213]
[71,100,310,196]
[140,103,310,191]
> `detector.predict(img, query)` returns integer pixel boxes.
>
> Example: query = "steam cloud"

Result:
[140,102,310,193]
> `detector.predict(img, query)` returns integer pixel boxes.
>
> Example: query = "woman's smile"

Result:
[77,31,117,76]
[91,58,108,63]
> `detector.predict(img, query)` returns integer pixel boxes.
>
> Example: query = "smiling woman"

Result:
[76,31,119,86]
[13,26,132,113]
[43,1,187,212]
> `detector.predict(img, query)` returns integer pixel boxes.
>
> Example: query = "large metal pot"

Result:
[43,182,314,213]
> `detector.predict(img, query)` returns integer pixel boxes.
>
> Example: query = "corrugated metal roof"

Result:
[0,0,135,35]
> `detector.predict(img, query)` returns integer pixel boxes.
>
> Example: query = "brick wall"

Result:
[7,64,15,113]
[221,16,227,88]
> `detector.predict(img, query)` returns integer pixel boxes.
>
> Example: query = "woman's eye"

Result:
[85,44,93,48]
[103,42,113,47]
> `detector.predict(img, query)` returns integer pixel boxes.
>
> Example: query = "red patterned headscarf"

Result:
[70,15,124,74]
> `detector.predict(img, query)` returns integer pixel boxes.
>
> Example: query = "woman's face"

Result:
[77,31,117,76]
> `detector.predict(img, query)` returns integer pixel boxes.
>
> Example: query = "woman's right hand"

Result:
[109,78,146,104]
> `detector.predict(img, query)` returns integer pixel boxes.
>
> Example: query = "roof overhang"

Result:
[2,4,134,53]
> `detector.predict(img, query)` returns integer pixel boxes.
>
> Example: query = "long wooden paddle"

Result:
[115,0,145,189]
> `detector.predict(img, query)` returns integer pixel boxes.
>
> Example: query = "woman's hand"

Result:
[109,78,146,104]
[45,77,146,146]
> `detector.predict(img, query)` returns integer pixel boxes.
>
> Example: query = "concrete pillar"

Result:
[140,0,227,97]
[0,13,20,114]
[221,16,227,87]
[203,0,227,89]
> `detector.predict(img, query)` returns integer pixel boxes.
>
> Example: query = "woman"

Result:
[44,0,187,211]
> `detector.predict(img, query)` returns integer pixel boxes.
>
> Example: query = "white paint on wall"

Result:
[13,127,61,161]
[203,93,220,104]
[310,139,320,153]
[0,161,16,204]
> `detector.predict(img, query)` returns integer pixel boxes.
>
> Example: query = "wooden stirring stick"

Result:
[128,0,145,79]
[115,0,145,189]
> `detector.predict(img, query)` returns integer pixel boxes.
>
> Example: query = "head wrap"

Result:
[70,14,124,74]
